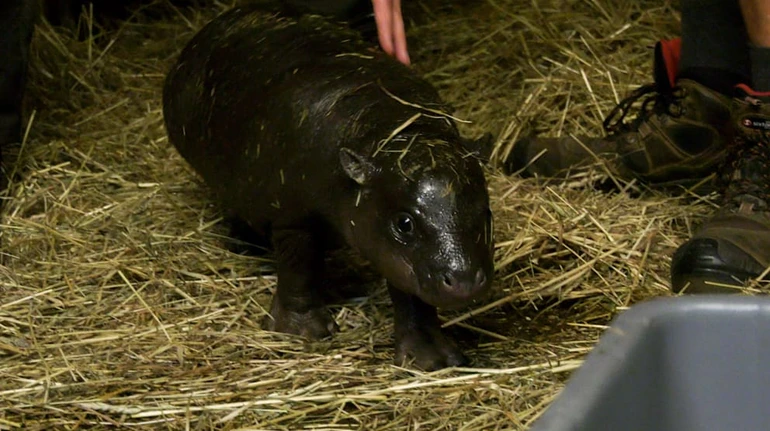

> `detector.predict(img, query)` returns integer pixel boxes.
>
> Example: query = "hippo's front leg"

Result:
[387,284,469,370]
[262,228,338,340]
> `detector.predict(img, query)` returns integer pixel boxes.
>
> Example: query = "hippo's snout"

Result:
[441,268,488,298]
[428,264,492,310]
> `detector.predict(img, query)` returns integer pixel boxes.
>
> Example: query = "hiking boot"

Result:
[670,85,770,293]
[504,38,732,186]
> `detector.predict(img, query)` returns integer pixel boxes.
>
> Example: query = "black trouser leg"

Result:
[0,0,39,190]
[281,0,369,19]
[678,0,752,94]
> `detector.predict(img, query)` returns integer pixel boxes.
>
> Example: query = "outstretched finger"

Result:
[372,0,395,57]
[391,0,410,65]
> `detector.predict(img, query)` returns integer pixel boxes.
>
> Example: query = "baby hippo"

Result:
[162,2,495,370]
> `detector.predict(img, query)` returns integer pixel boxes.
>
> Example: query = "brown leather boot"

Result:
[670,85,770,293]
[505,39,732,187]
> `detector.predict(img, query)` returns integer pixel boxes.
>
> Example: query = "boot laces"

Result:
[719,96,770,211]
[602,82,685,135]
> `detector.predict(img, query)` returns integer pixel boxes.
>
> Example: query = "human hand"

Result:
[371,0,410,65]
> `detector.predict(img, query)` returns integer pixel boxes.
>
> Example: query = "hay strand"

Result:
[2,0,764,429]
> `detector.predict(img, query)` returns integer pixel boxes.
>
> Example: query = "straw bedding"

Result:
[0,0,759,429]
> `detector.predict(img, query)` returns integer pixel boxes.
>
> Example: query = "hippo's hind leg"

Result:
[262,227,339,340]
[387,284,469,370]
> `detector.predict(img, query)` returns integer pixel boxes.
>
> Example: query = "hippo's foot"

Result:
[262,297,338,340]
[265,228,338,339]
[394,326,468,370]
[387,284,470,370]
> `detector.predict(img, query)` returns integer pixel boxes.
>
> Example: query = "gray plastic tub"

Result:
[529,295,770,431]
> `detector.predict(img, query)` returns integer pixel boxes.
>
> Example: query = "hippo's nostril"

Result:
[442,270,487,292]
[475,269,487,287]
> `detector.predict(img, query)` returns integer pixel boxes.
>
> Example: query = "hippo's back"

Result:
[162,3,458,230]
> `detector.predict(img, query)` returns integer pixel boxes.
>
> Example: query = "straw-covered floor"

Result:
[1,0,761,429]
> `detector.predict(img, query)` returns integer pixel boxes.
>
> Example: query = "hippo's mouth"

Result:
[417,284,486,311]
[388,256,419,295]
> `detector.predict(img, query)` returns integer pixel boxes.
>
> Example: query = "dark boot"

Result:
[505,39,733,187]
[670,85,770,293]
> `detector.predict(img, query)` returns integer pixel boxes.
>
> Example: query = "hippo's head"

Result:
[339,133,495,310]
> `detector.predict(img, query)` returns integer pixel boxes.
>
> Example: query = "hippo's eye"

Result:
[392,212,415,240]
[396,214,413,233]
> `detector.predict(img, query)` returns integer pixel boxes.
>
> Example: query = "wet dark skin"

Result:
[162,3,495,370]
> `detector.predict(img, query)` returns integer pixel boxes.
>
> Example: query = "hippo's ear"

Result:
[339,147,374,185]
[460,132,495,164]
